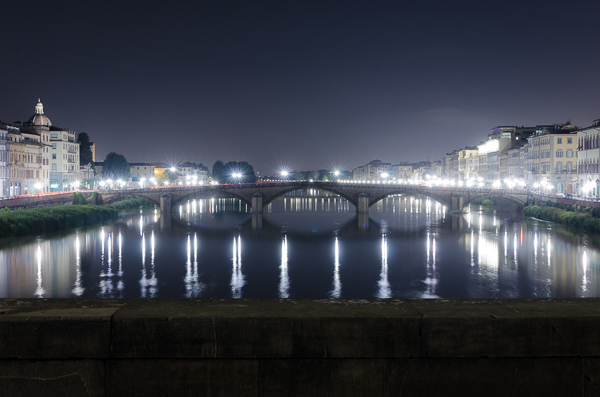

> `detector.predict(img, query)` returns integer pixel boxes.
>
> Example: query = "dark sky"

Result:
[2,1,599,175]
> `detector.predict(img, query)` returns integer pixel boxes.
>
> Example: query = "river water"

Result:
[1,190,599,299]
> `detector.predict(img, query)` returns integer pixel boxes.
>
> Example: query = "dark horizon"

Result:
[2,1,599,175]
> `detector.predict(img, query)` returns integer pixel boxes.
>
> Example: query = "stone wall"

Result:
[1,298,599,396]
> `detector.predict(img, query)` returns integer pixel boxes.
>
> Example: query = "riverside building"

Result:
[0,122,13,197]
[576,119,600,196]
[526,124,578,194]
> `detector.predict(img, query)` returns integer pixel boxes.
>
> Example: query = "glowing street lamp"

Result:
[231,172,243,183]
[140,177,146,188]
[281,170,289,180]
[73,181,81,191]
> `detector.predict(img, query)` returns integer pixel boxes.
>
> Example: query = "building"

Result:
[15,99,53,192]
[527,124,578,194]
[352,160,392,180]
[8,127,44,196]
[576,119,600,196]
[478,125,538,182]
[506,144,526,180]
[391,164,413,180]
[175,162,209,185]
[0,122,13,197]
[457,147,478,180]
[48,126,80,191]
[130,163,156,183]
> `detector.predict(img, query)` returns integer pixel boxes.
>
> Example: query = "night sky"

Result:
[2,1,599,175]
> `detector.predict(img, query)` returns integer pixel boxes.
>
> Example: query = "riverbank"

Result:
[523,205,600,232]
[0,198,154,238]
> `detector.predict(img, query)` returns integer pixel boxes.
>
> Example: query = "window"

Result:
[52,154,56,159]
[567,150,573,158]
[50,133,57,138]
[556,151,563,157]
[568,138,572,144]
[52,164,56,171]
[557,138,562,144]
[556,163,563,173]
[52,143,56,149]
[567,163,573,172]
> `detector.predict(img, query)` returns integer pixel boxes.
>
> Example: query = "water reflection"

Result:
[2,193,600,298]
[72,236,84,296]
[231,235,245,298]
[184,234,203,298]
[376,234,391,298]
[330,237,341,298]
[279,235,289,298]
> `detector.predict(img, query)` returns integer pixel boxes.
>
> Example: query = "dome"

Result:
[28,99,52,126]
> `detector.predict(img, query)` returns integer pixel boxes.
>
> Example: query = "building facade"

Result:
[352,160,392,180]
[576,119,600,196]
[0,122,12,198]
[527,125,578,194]
[8,128,44,196]
[49,127,80,191]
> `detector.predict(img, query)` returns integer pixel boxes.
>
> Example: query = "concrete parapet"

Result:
[1,298,600,395]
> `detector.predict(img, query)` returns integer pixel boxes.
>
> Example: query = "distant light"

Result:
[281,170,289,177]
[170,167,176,172]
[334,170,340,176]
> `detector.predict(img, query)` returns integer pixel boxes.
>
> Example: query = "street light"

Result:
[281,170,289,180]
[231,172,242,183]
[73,181,81,191]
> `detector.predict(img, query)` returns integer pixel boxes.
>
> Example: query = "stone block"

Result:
[112,299,421,359]
[387,358,582,396]
[410,299,529,357]
[505,298,600,357]
[259,359,386,397]
[0,359,105,397]
[106,359,259,396]
[0,299,124,358]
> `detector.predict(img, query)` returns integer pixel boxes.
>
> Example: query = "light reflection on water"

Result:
[1,191,600,298]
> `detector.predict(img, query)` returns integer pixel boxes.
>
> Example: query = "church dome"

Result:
[28,99,52,126]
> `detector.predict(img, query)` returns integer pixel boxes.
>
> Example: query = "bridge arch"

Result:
[261,186,358,208]
[463,194,526,212]
[101,193,160,207]
[172,189,252,209]
[368,190,452,209]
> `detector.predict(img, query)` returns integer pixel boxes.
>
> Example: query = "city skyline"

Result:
[1,1,599,175]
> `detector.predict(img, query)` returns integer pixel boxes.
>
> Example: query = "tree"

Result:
[77,132,94,166]
[102,152,131,180]
[212,160,257,183]
[212,161,225,183]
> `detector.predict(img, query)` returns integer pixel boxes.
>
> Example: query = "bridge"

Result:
[96,181,529,215]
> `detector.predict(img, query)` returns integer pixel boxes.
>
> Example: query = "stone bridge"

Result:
[96,181,529,215]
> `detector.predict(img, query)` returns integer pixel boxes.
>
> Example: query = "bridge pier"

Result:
[357,193,369,214]
[160,193,172,217]
[451,196,464,213]
[251,193,264,213]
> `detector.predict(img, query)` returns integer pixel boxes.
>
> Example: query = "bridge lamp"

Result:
[170,167,177,173]
[493,180,501,189]
[73,181,80,190]
[280,170,289,179]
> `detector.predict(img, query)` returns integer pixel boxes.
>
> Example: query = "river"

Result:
[1,190,599,299]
